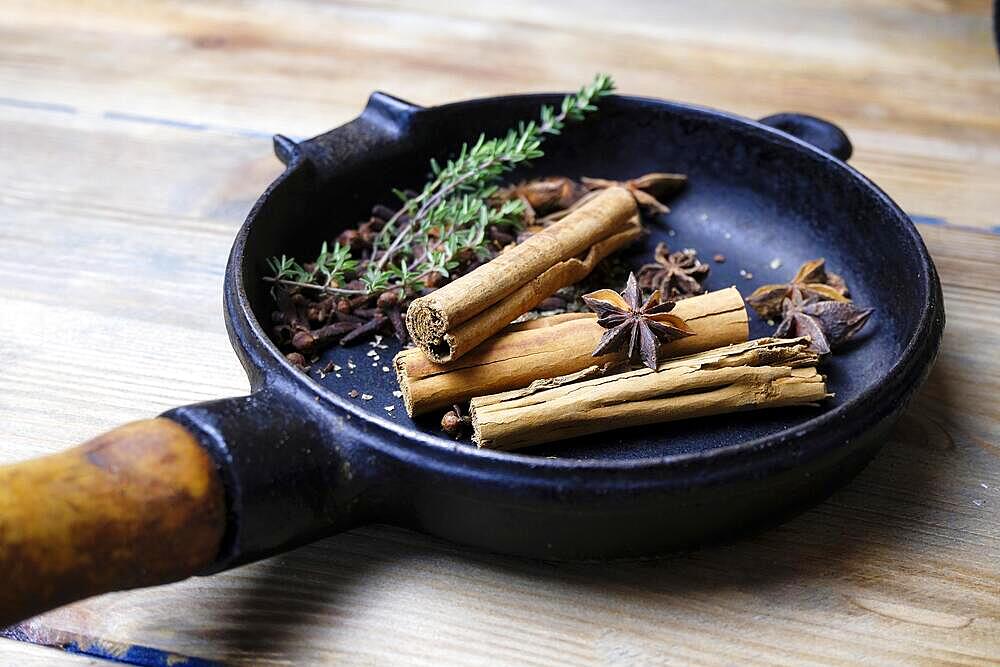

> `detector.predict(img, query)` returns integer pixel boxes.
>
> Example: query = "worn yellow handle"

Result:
[0,418,226,627]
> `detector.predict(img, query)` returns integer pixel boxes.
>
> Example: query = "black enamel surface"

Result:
[166,92,943,567]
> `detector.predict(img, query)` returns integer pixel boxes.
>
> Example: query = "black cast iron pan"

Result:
[0,91,944,626]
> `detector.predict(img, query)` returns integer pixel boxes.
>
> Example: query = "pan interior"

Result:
[244,96,927,461]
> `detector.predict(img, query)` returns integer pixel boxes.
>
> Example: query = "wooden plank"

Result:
[0,0,998,230]
[0,106,997,663]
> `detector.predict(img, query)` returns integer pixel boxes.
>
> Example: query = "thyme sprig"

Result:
[266,241,360,294]
[265,73,615,299]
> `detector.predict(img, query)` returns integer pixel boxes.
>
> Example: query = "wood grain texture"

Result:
[0,419,226,627]
[0,0,997,664]
[1,0,997,230]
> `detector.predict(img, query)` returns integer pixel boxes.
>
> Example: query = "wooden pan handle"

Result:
[0,418,226,627]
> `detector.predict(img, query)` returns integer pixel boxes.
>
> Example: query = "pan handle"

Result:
[758,113,853,161]
[273,91,423,170]
[0,418,226,627]
[0,385,373,627]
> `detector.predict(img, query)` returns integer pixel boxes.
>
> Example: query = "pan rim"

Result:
[226,92,943,482]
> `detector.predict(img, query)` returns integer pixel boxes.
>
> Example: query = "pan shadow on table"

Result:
[200,356,998,663]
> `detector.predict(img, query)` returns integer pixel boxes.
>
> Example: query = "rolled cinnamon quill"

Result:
[470,337,829,451]
[394,287,748,416]
[405,187,640,363]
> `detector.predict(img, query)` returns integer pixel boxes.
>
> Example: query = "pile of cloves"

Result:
[271,286,402,369]
[270,201,504,368]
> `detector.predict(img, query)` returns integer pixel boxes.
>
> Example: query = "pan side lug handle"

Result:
[273,133,299,165]
[364,90,423,135]
[272,91,423,171]
[759,113,853,161]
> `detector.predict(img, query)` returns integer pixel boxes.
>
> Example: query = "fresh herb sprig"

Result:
[265,73,616,298]
[266,241,359,293]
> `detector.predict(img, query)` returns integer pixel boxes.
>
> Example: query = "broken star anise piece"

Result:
[775,287,874,355]
[582,272,696,371]
[746,258,850,319]
[581,172,687,215]
[637,243,710,299]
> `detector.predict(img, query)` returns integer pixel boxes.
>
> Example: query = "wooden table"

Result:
[2,1,998,664]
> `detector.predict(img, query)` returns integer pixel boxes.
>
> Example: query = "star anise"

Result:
[581,172,687,215]
[775,287,874,355]
[582,273,695,370]
[747,258,850,319]
[637,243,710,299]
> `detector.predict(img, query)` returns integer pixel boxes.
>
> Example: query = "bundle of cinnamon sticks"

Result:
[395,188,828,450]
[395,287,749,416]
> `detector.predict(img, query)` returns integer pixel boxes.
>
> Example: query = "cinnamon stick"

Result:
[406,187,639,363]
[470,337,828,451]
[394,287,748,416]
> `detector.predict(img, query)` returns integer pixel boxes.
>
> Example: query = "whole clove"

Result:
[538,296,567,311]
[286,352,308,369]
[488,226,516,247]
[340,314,386,345]
[377,290,399,310]
[371,204,397,221]
[337,228,365,252]
[441,404,472,439]
[292,321,358,354]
